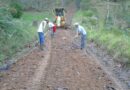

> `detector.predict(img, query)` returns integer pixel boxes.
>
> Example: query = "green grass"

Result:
[73,10,130,66]
[89,29,130,59]
[0,11,51,65]
[22,11,52,22]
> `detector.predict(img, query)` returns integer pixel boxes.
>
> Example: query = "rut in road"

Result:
[39,29,121,90]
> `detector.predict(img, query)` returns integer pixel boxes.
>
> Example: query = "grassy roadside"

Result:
[73,10,130,66]
[0,11,51,66]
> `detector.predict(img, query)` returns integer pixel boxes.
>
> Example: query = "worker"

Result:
[74,23,87,50]
[46,19,56,38]
[37,18,48,50]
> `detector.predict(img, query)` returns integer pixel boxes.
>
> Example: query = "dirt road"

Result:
[0,3,123,90]
[0,29,122,90]
[39,29,122,90]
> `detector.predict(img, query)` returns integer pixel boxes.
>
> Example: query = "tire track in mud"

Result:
[86,50,125,90]
[26,35,52,90]
[39,29,122,90]
[0,33,52,90]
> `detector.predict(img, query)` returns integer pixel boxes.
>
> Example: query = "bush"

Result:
[0,7,13,31]
[9,3,23,18]
[73,8,130,66]
[83,10,93,17]
[0,7,17,63]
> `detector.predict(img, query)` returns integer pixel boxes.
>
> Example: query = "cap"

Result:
[44,18,49,21]
[74,22,79,26]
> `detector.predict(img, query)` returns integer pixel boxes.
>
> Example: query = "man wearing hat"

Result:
[74,23,87,50]
[37,18,48,50]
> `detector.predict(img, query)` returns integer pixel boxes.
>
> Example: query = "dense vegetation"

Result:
[1,0,129,67]
[73,0,130,66]
[0,0,73,65]
[0,0,63,65]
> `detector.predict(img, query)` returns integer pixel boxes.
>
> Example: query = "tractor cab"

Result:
[55,8,65,16]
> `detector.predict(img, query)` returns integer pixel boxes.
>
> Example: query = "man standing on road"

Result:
[37,18,48,50]
[74,23,87,50]
[46,19,57,38]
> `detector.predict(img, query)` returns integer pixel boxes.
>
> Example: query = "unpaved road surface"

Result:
[39,29,122,90]
[0,29,122,90]
[0,3,124,90]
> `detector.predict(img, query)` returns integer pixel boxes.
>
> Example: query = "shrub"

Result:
[83,10,94,17]
[9,3,23,18]
[0,7,13,31]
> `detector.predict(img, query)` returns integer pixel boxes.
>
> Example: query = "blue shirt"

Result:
[77,25,87,35]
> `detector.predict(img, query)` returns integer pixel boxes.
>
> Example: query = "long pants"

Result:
[50,30,54,38]
[50,26,56,38]
[81,34,87,49]
[38,32,44,49]
[53,25,56,32]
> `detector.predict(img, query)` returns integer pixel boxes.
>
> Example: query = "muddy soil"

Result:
[87,42,130,90]
[0,29,122,90]
[39,29,122,90]
[0,2,125,90]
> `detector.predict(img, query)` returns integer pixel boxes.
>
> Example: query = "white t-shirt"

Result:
[48,22,55,28]
[37,21,46,32]
[77,25,87,35]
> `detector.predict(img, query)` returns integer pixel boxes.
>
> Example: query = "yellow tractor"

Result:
[53,7,66,28]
